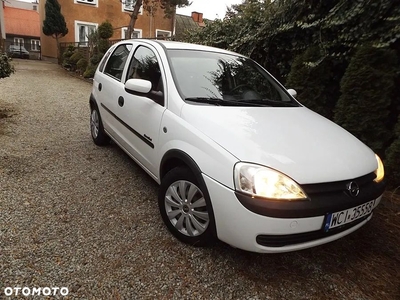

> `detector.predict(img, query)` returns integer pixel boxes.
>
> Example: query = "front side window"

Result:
[104,44,133,81]
[127,46,164,104]
[168,50,299,107]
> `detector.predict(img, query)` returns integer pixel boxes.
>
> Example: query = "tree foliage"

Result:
[385,117,400,187]
[184,0,400,81]
[98,21,113,40]
[43,0,68,59]
[334,45,398,155]
[123,0,190,39]
[285,46,340,119]
[43,0,68,40]
[0,52,14,79]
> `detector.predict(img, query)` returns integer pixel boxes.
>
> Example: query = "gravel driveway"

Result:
[0,60,397,299]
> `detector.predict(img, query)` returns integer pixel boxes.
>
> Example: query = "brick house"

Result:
[38,0,175,60]
[0,2,5,51]
[3,6,41,59]
[174,11,206,41]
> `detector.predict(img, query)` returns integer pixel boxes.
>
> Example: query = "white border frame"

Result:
[121,27,143,39]
[14,37,24,46]
[155,29,172,39]
[122,0,143,14]
[74,20,99,44]
[74,0,98,8]
[31,39,40,51]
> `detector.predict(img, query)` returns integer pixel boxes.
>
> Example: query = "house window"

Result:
[74,21,98,46]
[122,0,142,12]
[155,30,171,40]
[31,40,40,51]
[14,37,24,46]
[74,0,98,7]
[121,27,142,39]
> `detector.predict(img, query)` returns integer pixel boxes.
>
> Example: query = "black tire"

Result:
[158,167,217,247]
[90,103,110,146]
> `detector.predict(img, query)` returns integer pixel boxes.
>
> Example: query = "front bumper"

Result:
[204,174,383,253]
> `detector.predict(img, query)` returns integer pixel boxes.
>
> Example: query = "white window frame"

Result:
[74,0,98,7]
[122,0,142,13]
[121,27,142,39]
[155,29,172,39]
[31,39,40,51]
[74,20,98,46]
[14,37,24,46]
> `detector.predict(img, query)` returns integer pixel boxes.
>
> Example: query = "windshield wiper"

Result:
[235,99,298,107]
[185,97,225,106]
[185,97,261,106]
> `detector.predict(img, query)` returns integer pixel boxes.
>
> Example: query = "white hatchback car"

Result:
[89,39,385,253]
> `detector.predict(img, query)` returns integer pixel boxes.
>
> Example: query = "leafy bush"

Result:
[62,45,76,69]
[83,64,97,78]
[334,45,398,156]
[90,54,102,65]
[69,52,84,69]
[386,117,400,187]
[98,21,113,40]
[286,47,340,119]
[98,39,110,54]
[0,52,15,79]
[76,58,88,73]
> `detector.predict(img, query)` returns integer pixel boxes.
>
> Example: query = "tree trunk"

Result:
[127,0,143,39]
[55,35,60,63]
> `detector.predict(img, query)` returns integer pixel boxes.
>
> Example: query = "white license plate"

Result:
[324,199,376,231]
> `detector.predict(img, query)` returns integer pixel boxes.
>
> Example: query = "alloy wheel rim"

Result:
[91,110,99,138]
[165,180,209,237]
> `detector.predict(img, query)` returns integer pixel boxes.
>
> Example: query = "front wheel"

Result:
[158,167,217,247]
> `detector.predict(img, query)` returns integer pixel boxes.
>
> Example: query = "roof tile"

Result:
[4,7,40,38]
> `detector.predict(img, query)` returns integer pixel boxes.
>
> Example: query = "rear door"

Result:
[96,43,134,146]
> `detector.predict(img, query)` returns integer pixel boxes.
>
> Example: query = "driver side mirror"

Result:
[125,79,152,95]
[287,89,297,98]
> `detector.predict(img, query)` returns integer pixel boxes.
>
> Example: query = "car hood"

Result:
[180,105,377,184]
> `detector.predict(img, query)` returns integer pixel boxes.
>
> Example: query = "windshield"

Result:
[10,45,28,51]
[167,49,299,107]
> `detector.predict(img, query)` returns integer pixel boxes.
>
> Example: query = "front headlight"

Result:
[374,154,384,183]
[234,162,308,200]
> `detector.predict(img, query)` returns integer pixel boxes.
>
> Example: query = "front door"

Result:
[117,45,167,176]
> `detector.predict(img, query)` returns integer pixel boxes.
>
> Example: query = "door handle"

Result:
[118,96,124,107]
[98,83,102,91]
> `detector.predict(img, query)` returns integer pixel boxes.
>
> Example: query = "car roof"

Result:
[121,39,243,57]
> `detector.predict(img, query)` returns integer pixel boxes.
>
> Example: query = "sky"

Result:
[176,0,243,20]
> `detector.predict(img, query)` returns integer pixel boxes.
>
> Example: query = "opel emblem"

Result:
[346,181,360,197]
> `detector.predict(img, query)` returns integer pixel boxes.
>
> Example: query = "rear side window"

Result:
[104,44,133,81]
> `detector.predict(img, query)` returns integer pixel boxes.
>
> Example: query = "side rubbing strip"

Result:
[100,103,154,149]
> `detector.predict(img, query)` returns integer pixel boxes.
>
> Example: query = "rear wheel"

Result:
[158,167,217,247]
[90,104,110,146]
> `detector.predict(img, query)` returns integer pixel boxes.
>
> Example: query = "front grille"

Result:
[256,215,370,247]
[302,172,376,195]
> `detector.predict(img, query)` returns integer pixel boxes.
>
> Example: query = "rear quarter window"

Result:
[98,50,112,73]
